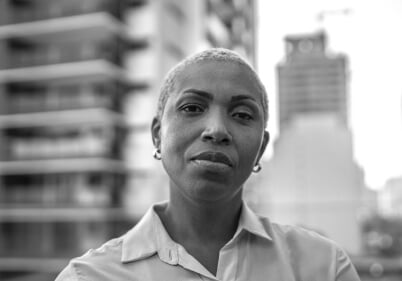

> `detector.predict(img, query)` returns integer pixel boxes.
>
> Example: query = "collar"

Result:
[235,202,272,241]
[121,201,272,263]
[121,202,175,263]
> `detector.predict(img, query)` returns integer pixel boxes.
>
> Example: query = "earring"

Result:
[153,148,161,160]
[252,163,262,173]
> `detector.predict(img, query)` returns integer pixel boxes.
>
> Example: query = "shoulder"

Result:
[55,236,125,281]
[268,220,341,263]
[77,236,124,266]
[270,221,338,252]
[262,220,360,280]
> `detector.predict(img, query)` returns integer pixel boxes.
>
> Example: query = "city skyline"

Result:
[258,0,402,190]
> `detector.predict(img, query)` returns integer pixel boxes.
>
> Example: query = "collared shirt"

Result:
[55,202,361,281]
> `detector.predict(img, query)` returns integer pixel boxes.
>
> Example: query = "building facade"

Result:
[0,1,139,280]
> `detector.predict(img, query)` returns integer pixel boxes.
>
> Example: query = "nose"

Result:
[201,111,232,145]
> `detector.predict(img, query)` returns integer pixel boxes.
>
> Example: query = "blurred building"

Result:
[355,214,402,280]
[351,255,402,281]
[253,115,376,254]
[247,31,376,254]
[353,177,402,281]
[379,176,402,216]
[0,1,139,280]
[0,0,257,280]
[361,214,402,257]
[277,31,348,132]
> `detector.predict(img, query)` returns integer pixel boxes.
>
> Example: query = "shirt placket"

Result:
[216,236,240,281]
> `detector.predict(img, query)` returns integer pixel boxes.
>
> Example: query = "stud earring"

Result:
[252,163,262,173]
[153,148,162,160]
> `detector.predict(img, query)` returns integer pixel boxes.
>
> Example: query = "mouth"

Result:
[191,151,233,167]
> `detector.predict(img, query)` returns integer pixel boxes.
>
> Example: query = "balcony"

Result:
[1,0,125,25]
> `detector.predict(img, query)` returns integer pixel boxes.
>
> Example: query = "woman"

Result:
[56,48,360,280]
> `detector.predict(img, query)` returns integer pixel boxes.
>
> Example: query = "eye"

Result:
[232,106,254,121]
[179,103,204,114]
[233,111,253,121]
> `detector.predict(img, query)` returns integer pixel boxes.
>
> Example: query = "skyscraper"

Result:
[246,31,375,254]
[276,31,348,131]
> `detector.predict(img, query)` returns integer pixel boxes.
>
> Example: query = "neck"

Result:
[161,189,243,245]
[157,186,243,275]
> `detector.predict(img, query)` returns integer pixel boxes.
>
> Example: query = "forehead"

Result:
[174,60,261,99]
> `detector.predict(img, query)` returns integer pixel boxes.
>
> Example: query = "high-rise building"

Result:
[246,31,376,254]
[0,1,141,280]
[276,31,348,131]
[0,1,257,280]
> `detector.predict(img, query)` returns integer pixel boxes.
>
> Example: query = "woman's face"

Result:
[152,60,269,203]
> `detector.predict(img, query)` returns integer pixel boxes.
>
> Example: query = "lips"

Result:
[191,151,233,167]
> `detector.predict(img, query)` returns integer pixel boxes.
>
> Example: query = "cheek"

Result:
[238,136,264,164]
[160,119,188,154]
[160,127,175,155]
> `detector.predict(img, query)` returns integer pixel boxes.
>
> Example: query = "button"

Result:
[160,247,178,265]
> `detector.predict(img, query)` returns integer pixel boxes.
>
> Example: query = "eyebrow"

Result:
[230,95,257,103]
[182,89,213,100]
[182,89,257,103]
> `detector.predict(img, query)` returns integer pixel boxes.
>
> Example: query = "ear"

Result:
[151,117,162,149]
[256,130,270,164]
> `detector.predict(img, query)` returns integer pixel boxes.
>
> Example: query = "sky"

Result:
[257,0,402,190]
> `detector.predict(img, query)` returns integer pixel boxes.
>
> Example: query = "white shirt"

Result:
[55,202,361,281]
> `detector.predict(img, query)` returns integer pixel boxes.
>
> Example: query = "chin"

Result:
[188,182,241,203]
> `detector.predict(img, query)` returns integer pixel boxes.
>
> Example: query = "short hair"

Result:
[156,48,269,126]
